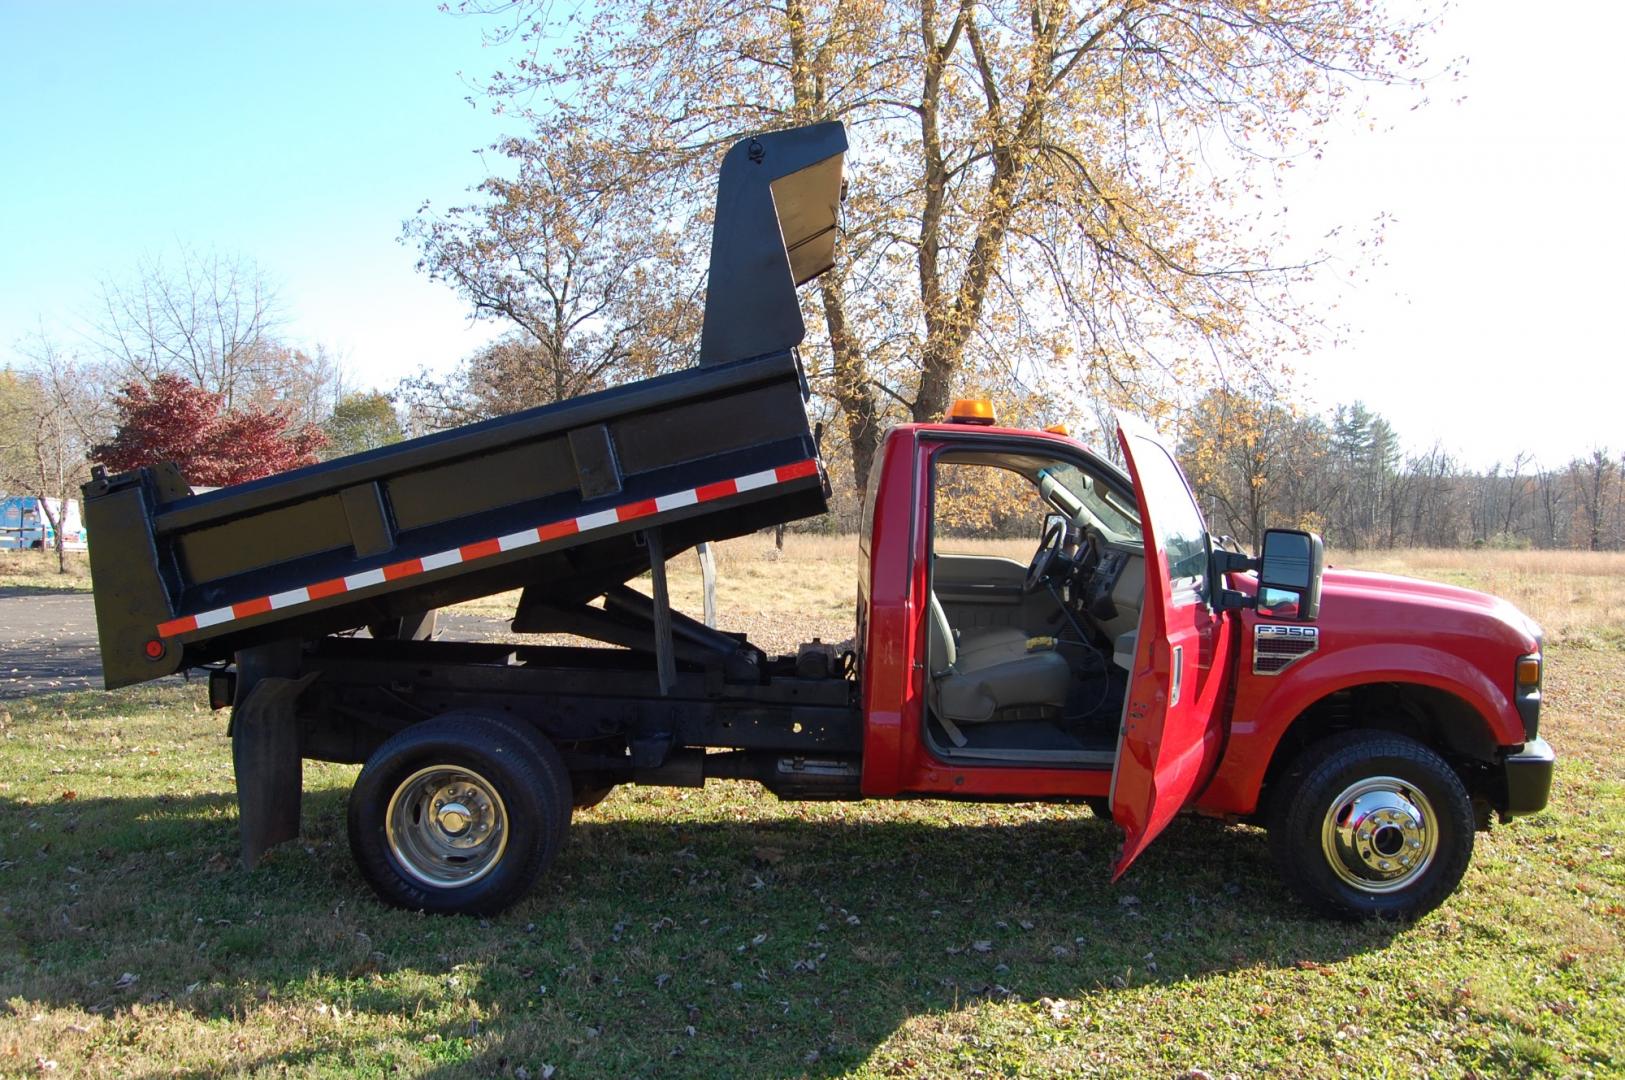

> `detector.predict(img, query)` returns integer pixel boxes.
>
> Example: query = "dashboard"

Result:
[1066,529,1144,646]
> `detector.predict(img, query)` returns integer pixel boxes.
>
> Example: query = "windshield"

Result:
[1036,462,1142,541]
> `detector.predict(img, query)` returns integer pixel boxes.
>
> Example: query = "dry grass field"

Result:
[0,550,92,593]
[0,539,1620,1077]
[451,535,1031,651]
[1335,548,1625,651]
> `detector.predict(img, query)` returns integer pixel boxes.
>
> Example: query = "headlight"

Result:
[1514,652,1542,741]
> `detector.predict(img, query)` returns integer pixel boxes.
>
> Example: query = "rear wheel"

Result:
[347,714,569,915]
[1267,730,1474,921]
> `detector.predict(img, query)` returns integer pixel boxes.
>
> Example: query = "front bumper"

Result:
[1498,736,1555,821]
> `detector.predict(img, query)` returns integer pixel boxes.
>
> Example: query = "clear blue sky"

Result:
[2,2,1620,469]
[0,1,509,385]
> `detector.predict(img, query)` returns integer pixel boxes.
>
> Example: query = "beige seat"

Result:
[927,593,1070,725]
[953,623,1032,668]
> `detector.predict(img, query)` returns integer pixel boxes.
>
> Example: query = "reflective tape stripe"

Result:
[155,457,821,639]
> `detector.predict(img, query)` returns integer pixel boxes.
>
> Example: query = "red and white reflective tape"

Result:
[155,458,820,639]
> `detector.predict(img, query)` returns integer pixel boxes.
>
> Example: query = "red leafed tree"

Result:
[93,373,327,485]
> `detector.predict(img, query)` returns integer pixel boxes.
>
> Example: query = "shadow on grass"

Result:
[1,785,1401,1078]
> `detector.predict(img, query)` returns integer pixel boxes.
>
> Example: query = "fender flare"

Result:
[1202,642,1518,817]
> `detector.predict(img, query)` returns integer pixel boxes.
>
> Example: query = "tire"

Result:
[1267,730,1474,921]
[347,714,570,915]
[457,713,573,854]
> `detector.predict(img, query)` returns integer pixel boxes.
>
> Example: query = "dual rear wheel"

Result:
[347,713,571,915]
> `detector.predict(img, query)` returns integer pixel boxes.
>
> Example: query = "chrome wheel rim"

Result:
[385,765,509,888]
[1320,775,1438,894]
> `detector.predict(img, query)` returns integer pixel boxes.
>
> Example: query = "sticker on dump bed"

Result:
[155,458,821,639]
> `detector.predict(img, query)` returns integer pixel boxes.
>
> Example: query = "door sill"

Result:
[937,744,1115,767]
[924,714,1116,769]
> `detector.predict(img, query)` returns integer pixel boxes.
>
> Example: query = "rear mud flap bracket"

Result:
[232,671,320,869]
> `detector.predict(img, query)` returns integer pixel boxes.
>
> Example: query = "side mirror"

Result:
[1042,512,1072,545]
[1257,528,1324,621]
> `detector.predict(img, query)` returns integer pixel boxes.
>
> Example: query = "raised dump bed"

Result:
[84,122,847,689]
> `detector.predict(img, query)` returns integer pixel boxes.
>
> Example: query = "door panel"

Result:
[1109,413,1232,879]
[931,553,1060,636]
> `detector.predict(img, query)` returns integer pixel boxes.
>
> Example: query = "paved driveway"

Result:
[0,589,107,699]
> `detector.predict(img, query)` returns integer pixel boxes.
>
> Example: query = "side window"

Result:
[1131,440,1208,604]
[932,462,1048,558]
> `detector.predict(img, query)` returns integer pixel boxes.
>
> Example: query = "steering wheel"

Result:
[1024,518,1068,594]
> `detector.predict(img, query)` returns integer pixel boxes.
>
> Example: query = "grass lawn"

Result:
[1,543,1621,1077]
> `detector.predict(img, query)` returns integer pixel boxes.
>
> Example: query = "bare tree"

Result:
[90,245,346,428]
[1571,449,1618,552]
[0,338,109,572]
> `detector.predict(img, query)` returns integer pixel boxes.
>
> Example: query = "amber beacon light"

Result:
[945,399,997,425]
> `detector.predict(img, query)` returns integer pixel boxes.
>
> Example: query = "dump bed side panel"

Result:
[86,352,827,688]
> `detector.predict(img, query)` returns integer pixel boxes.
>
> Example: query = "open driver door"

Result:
[1109,412,1232,879]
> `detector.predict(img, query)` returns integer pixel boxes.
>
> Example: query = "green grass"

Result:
[1,644,1621,1078]
[2,548,1622,1076]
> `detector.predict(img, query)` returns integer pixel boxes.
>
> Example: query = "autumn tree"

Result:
[323,391,405,459]
[93,373,327,487]
[0,340,109,571]
[1180,383,1315,546]
[405,133,701,424]
[438,0,1439,489]
[397,323,686,433]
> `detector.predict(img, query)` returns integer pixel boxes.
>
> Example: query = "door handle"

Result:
[1170,645,1184,707]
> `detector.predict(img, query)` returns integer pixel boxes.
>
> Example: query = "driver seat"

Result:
[927,592,1071,726]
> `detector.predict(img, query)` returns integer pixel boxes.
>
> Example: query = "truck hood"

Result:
[1318,567,1542,652]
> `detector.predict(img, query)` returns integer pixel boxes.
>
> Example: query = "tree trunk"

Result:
[819,276,882,492]
[37,498,67,573]
[910,337,956,426]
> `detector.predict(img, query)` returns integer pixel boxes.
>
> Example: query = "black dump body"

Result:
[84,123,847,690]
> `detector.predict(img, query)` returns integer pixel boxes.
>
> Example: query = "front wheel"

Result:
[347,714,570,915]
[1267,730,1475,921]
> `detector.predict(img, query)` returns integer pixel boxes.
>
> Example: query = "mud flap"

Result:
[232,669,319,868]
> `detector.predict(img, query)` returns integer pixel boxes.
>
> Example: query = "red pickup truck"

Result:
[84,122,1551,921]
[853,406,1552,919]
